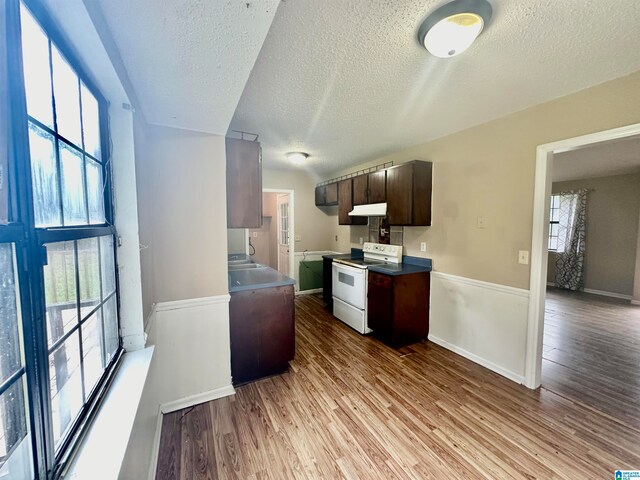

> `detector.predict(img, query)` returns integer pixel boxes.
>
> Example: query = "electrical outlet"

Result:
[420,242,426,252]
[252,232,258,238]
[295,235,301,242]
[518,250,529,265]
[477,216,486,229]
[359,237,364,244]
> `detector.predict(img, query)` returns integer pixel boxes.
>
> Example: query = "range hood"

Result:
[348,203,387,217]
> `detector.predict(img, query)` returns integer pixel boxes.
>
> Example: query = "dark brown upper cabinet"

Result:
[226,137,262,228]
[386,160,432,226]
[315,182,338,206]
[353,170,386,205]
[338,179,367,225]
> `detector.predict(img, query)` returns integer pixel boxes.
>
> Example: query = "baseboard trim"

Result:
[147,408,164,480]
[547,283,632,300]
[431,271,529,298]
[583,288,632,300]
[296,288,323,296]
[428,334,525,385]
[160,384,235,414]
[155,294,231,312]
[148,384,235,480]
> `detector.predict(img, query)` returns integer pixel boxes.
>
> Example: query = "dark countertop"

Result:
[228,258,295,293]
[369,256,432,276]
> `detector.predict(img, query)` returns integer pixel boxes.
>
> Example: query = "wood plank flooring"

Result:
[157,293,640,479]
[542,287,640,429]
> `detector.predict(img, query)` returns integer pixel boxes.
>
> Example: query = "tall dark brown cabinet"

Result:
[386,161,432,226]
[226,137,262,228]
[338,179,368,225]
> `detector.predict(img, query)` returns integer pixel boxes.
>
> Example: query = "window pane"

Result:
[77,238,100,319]
[103,295,118,362]
[20,4,53,128]
[81,84,101,159]
[59,141,87,225]
[551,208,559,223]
[49,332,83,448]
[0,377,32,477]
[548,237,558,251]
[81,309,104,396]
[100,236,116,298]
[28,122,61,227]
[0,244,22,385]
[550,223,558,237]
[86,158,105,224]
[44,241,77,347]
[51,45,81,146]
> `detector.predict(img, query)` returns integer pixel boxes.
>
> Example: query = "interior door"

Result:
[277,194,290,276]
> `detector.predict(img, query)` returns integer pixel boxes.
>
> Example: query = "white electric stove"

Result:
[331,242,403,334]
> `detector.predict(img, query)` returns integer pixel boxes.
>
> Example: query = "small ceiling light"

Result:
[286,152,309,165]
[418,0,492,58]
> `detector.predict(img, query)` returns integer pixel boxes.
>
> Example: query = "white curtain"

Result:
[554,189,588,290]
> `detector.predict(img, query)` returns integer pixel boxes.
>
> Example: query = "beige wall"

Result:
[320,71,640,289]
[136,125,229,303]
[263,168,339,253]
[546,174,640,296]
[634,211,640,303]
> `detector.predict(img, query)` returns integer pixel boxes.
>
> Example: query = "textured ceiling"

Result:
[553,136,640,182]
[96,0,279,134]
[229,0,640,175]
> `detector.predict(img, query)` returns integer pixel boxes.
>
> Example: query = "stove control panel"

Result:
[362,242,403,260]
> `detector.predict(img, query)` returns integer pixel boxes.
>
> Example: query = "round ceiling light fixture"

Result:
[286,151,309,165]
[418,0,492,58]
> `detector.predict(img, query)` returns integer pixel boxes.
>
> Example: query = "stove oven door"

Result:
[332,262,366,310]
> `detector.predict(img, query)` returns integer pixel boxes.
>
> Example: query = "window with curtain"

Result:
[1,1,123,477]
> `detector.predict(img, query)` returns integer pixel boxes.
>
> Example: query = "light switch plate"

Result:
[477,216,486,229]
[518,250,529,265]
[295,235,301,242]
[420,242,426,252]
[252,232,258,238]
[359,237,364,244]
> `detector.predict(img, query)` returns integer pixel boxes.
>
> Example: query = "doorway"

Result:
[247,189,295,277]
[525,122,640,391]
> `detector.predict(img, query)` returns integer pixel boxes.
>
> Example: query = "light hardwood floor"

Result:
[157,293,640,479]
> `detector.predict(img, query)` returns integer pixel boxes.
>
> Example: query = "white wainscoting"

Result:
[119,294,235,480]
[293,250,340,292]
[429,272,530,384]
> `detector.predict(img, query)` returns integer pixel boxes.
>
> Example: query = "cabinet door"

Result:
[368,170,386,203]
[325,182,338,205]
[226,138,262,228]
[353,175,369,205]
[386,163,413,225]
[338,179,367,225]
[315,185,326,206]
[229,291,261,385]
[367,272,393,337]
[259,286,295,377]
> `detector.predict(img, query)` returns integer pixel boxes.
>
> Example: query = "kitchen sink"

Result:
[228,259,252,265]
[228,263,264,270]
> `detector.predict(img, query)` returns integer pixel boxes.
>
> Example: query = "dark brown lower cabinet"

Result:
[229,285,295,385]
[367,271,430,347]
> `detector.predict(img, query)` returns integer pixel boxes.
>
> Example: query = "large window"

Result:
[1,1,122,477]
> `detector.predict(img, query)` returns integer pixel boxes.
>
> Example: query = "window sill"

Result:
[64,346,154,479]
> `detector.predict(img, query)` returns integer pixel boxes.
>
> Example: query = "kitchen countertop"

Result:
[323,251,432,276]
[229,266,295,293]
[369,255,432,276]
[321,248,363,261]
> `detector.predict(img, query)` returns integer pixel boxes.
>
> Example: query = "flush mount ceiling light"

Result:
[286,152,309,165]
[418,0,492,58]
